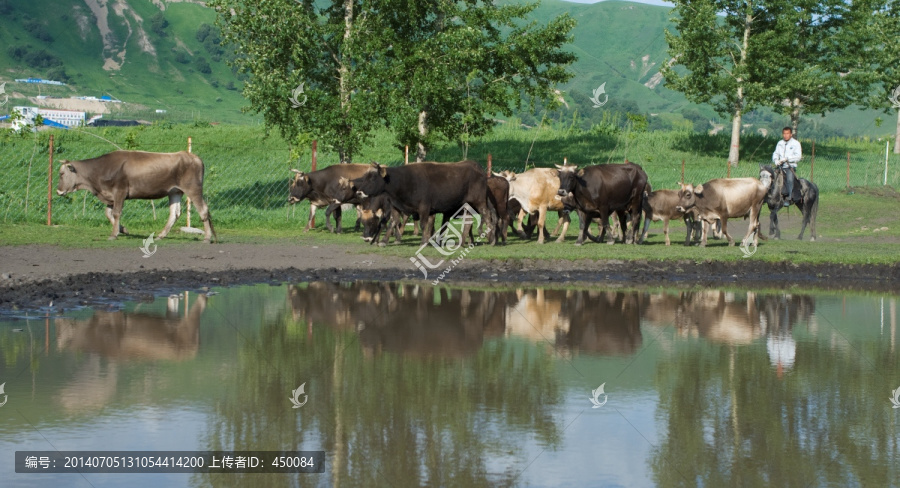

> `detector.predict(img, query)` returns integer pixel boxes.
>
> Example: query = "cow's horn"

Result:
[290,169,303,174]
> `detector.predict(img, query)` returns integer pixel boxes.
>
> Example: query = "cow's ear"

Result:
[65,163,76,173]
[375,208,384,219]
[694,184,704,195]
[378,165,388,178]
[577,169,585,178]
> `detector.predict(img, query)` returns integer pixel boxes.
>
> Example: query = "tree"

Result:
[753,0,868,135]
[209,0,576,162]
[150,12,169,37]
[855,0,900,153]
[662,0,769,166]
[366,0,576,160]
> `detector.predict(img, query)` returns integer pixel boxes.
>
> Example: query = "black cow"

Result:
[351,161,497,246]
[288,164,370,233]
[555,162,648,245]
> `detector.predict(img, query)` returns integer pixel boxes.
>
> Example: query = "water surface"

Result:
[1,284,898,487]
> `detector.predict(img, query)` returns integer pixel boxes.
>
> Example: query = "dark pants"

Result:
[782,167,796,200]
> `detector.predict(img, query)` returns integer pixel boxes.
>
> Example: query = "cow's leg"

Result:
[619,210,633,244]
[305,204,317,231]
[158,191,183,239]
[603,210,616,245]
[555,212,570,243]
[662,217,671,246]
[640,208,654,244]
[333,205,343,233]
[682,216,693,246]
[105,205,127,237]
[720,218,735,246]
[108,199,125,240]
[184,191,217,243]
[536,205,549,244]
[420,211,435,244]
[769,207,780,239]
[574,210,590,245]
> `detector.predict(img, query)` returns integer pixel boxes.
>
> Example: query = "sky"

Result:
[564,0,675,7]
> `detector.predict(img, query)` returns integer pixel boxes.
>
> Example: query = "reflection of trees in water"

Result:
[200,283,564,487]
[650,295,900,487]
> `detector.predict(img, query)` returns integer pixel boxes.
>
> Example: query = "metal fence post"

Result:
[846,151,850,188]
[681,159,685,185]
[885,140,890,186]
[47,134,53,225]
[810,141,815,181]
[186,137,193,228]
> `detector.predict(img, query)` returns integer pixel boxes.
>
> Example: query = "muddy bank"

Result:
[1,243,897,312]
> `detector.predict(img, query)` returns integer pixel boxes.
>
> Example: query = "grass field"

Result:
[1,123,898,265]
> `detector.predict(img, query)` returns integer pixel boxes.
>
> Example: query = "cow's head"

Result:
[331,177,357,204]
[357,195,388,244]
[351,162,388,199]
[288,169,312,203]
[56,162,80,196]
[675,183,702,213]
[758,165,777,194]
[554,164,583,197]
[494,170,515,181]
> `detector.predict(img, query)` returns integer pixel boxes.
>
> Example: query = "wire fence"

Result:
[1,130,898,229]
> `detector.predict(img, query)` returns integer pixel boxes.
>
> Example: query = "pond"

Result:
[1,283,898,487]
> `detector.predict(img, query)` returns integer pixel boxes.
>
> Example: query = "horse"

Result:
[759,165,819,241]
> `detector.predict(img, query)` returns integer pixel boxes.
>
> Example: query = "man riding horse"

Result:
[772,127,802,205]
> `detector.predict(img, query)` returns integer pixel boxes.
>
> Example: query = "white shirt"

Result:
[772,138,801,168]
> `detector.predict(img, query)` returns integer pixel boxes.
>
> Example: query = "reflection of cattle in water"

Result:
[288,283,509,357]
[640,291,762,344]
[504,289,570,343]
[640,291,815,346]
[556,291,643,355]
[55,294,206,361]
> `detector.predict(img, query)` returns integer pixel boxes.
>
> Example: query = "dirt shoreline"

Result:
[1,243,898,312]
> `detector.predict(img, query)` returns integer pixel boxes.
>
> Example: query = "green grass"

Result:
[2,185,898,265]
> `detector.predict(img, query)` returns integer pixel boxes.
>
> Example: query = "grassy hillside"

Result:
[0,0,893,137]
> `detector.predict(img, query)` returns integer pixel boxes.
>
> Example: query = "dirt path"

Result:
[1,242,898,313]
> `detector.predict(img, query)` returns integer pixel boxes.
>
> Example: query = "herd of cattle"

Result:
[55,150,819,248]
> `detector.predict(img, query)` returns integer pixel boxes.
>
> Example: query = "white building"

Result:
[12,106,85,131]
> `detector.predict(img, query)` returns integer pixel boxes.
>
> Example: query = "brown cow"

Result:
[56,150,217,242]
[675,178,770,247]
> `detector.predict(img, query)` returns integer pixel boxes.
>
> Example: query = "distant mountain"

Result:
[0,0,887,136]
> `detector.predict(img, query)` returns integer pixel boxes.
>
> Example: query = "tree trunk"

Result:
[728,107,742,167]
[416,110,428,162]
[728,8,752,168]
[337,0,353,164]
[790,98,801,136]
[894,109,900,154]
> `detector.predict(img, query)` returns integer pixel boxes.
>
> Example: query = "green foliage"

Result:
[23,18,53,42]
[193,56,212,74]
[149,12,169,37]
[210,0,576,162]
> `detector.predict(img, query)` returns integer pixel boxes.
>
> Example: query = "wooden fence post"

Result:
[726,160,731,179]
[310,139,317,227]
[47,134,54,225]
[487,153,492,175]
[681,159,685,185]
[404,145,409,165]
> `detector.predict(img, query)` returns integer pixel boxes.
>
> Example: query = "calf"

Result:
[487,175,510,245]
[675,178,770,247]
[288,164,370,233]
[640,188,702,246]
